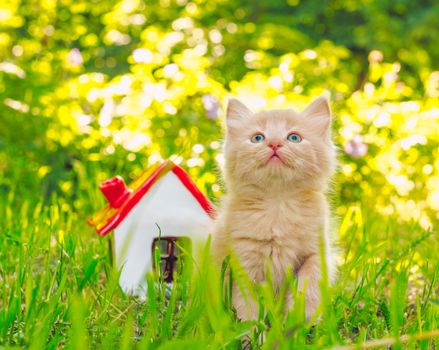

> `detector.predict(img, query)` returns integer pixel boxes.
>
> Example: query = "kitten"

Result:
[211,96,337,321]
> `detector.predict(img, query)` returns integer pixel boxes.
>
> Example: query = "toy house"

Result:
[88,160,215,295]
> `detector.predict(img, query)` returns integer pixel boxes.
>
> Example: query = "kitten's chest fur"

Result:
[228,191,324,241]
[220,190,326,282]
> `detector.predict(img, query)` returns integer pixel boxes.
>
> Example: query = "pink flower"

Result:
[67,48,83,66]
[368,50,383,63]
[344,136,368,158]
[201,94,220,119]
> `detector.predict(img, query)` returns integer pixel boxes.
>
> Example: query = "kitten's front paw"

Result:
[236,302,259,322]
[305,296,320,321]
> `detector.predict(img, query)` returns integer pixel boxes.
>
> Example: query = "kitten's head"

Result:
[223,97,336,189]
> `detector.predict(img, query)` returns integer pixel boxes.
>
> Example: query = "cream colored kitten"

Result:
[211,96,337,321]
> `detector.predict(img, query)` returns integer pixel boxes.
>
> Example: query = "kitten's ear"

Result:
[226,98,252,129]
[302,96,331,139]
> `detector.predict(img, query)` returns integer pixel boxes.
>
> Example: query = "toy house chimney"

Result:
[99,176,132,208]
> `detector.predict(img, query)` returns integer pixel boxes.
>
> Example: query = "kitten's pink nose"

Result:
[268,141,283,150]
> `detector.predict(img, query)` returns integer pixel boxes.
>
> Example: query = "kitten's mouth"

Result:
[267,152,284,164]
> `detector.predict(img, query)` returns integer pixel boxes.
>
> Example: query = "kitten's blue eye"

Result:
[287,133,302,143]
[251,134,265,143]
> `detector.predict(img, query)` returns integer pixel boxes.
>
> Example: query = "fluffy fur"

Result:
[211,97,337,321]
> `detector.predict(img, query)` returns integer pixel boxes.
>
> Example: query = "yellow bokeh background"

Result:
[0,0,438,229]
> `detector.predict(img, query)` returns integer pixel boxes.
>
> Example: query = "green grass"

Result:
[0,191,437,349]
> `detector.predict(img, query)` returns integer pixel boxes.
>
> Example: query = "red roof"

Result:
[88,160,215,236]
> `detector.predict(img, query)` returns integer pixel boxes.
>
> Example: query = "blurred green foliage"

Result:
[0,0,438,227]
